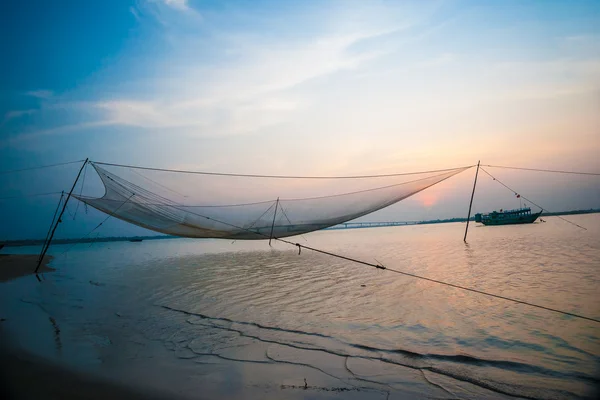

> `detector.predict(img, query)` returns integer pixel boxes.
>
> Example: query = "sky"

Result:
[1,0,599,240]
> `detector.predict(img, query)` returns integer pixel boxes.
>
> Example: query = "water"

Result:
[1,216,599,399]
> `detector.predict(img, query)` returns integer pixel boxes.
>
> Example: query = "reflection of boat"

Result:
[475,207,542,226]
[129,238,143,242]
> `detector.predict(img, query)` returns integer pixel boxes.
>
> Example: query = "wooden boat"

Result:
[474,207,542,226]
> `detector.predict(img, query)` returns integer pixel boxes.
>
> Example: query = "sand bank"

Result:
[0,347,192,400]
[0,254,54,282]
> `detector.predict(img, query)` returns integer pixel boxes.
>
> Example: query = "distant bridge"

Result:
[326,221,417,230]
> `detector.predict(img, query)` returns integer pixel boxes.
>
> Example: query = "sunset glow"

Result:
[1,0,599,238]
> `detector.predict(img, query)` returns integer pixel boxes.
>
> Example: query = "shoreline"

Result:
[0,254,54,282]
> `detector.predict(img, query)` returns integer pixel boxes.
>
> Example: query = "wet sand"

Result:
[0,254,195,400]
[0,347,194,400]
[0,254,54,282]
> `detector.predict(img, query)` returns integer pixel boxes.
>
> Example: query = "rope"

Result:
[278,169,468,201]
[268,198,280,245]
[0,160,86,175]
[56,194,136,257]
[74,162,598,323]
[75,194,276,208]
[278,201,308,242]
[480,168,587,230]
[275,238,600,324]
[86,194,136,236]
[146,198,600,324]
[72,161,88,219]
[246,202,277,231]
[91,161,475,179]
[63,203,75,218]
[482,164,600,176]
[129,167,188,198]
[77,167,468,207]
[0,191,64,201]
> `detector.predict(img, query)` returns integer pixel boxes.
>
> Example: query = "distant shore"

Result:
[0,235,176,248]
[1,209,597,248]
[0,254,54,282]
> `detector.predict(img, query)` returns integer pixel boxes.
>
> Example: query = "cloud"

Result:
[2,109,37,125]
[91,95,301,136]
[5,2,426,143]
[140,0,201,24]
[7,0,600,176]
[129,6,141,21]
[1,120,115,147]
[25,90,53,99]
[162,0,189,11]
[74,26,398,134]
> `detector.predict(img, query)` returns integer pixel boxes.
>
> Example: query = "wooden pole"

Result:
[268,197,279,246]
[463,161,480,242]
[40,191,65,255]
[35,158,89,273]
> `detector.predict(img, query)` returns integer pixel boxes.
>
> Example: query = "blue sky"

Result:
[1,0,599,240]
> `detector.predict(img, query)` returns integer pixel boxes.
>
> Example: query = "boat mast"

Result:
[463,161,480,242]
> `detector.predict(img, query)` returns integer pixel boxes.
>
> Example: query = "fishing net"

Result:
[74,162,471,240]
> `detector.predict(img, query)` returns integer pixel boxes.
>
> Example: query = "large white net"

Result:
[75,162,471,240]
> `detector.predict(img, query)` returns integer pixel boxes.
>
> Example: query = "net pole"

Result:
[37,191,65,266]
[464,160,480,242]
[35,158,89,273]
[268,198,279,246]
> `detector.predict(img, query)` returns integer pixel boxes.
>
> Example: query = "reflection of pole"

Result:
[269,197,279,246]
[464,161,480,242]
[36,158,89,273]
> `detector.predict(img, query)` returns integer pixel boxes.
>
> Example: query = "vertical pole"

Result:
[463,161,480,242]
[41,191,65,254]
[269,197,279,246]
[37,191,65,268]
[35,158,89,273]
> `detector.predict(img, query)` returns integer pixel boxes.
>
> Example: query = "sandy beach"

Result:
[0,253,194,400]
[0,254,54,282]
[0,346,194,400]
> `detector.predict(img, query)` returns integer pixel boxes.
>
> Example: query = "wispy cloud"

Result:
[2,109,37,125]
[62,14,405,135]
[1,120,115,147]
[5,0,600,179]
[25,90,53,99]
[6,2,432,142]
[162,0,189,11]
[140,0,202,25]
[129,6,141,21]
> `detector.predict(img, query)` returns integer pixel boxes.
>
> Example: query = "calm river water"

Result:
[1,215,599,399]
